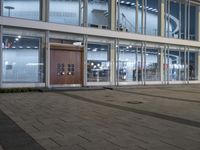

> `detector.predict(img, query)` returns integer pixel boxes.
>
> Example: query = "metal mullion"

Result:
[0,25,2,87]
[135,0,139,33]
[141,42,144,84]
[179,0,181,39]
[143,43,146,85]
[168,0,170,38]
[179,50,181,81]
[118,0,120,31]
[167,45,170,84]
[184,46,187,82]
[184,2,187,39]
[136,47,138,82]
[187,0,190,40]
[187,47,190,83]
[116,39,119,86]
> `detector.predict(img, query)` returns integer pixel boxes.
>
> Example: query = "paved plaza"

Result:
[1,85,200,150]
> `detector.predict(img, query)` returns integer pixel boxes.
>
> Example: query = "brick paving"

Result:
[0,85,200,150]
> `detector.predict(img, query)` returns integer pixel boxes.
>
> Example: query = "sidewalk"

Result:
[0,85,200,150]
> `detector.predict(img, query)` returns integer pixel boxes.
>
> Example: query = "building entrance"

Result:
[50,44,83,85]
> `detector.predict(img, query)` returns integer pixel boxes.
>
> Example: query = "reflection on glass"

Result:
[3,0,40,20]
[2,35,44,82]
[88,0,109,29]
[166,0,197,40]
[118,45,136,82]
[189,52,198,80]
[146,0,158,36]
[49,0,82,25]
[87,43,110,82]
[118,0,136,32]
[165,49,185,81]
[145,49,160,81]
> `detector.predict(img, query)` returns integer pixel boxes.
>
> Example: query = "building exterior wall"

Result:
[0,0,200,88]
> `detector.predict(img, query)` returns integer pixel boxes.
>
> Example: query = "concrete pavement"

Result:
[0,85,200,150]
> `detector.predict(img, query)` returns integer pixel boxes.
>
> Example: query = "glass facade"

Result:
[165,0,197,40]
[49,0,82,25]
[87,43,110,82]
[88,0,109,29]
[0,1,200,88]
[2,35,44,83]
[3,0,40,20]
[118,44,137,82]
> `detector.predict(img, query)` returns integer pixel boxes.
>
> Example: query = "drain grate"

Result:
[127,101,143,104]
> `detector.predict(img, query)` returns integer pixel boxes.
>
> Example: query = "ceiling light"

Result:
[92,48,97,52]
[15,38,19,41]
[121,0,125,3]
[17,35,21,38]
[131,3,135,5]
[126,1,130,4]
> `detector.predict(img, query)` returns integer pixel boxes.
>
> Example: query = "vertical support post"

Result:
[142,0,145,34]
[184,3,187,39]
[141,42,144,85]
[135,0,139,33]
[158,0,165,37]
[41,0,49,22]
[110,41,116,86]
[160,48,164,83]
[167,0,170,38]
[0,0,3,16]
[0,25,2,88]
[198,51,200,81]
[110,0,116,31]
[187,0,190,40]
[179,1,181,39]
[45,31,50,88]
[83,0,88,27]
[196,6,200,41]
[116,39,119,86]
[83,35,88,86]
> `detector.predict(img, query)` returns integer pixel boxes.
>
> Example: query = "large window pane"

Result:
[88,0,109,29]
[118,45,137,82]
[87,43,110,82]
[118,0,136,32]
[146,0,158,36]
[49,0,82,25]
[2,35,44,83]
[3,0,40,20]
[189,51,198,80]
[145,48,160,81]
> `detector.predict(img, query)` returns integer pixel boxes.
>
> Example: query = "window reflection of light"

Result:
[92,48,97,52]
[17,35,21,38]
[91,62,94,66]
[97,64,100,67]
[121,1,125,3]
[5,61,8,65]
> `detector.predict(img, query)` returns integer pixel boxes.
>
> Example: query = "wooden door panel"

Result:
[50,49,83,85]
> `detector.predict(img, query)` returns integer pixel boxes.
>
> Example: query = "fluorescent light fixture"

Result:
[126,1,130,4]
[92,48,97,52]
[121,0,125,3]
[131,3,135,5]
[19,46,23,48]
[12,46,16,48]
[26,46,31,49]
[34,46,38,49]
